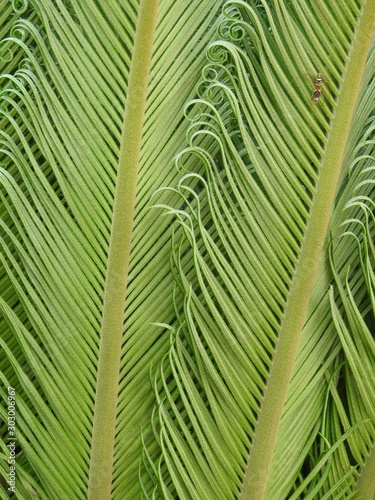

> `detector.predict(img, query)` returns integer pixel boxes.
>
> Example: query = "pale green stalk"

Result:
[87,1,159,497]
[356,446,375,499]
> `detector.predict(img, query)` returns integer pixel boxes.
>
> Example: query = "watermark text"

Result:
[6,387,17,494]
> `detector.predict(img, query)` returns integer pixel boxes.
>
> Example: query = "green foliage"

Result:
[0,0,374,498]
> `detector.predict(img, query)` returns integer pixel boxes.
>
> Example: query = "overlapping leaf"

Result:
[143,1,375,498]
[0,0,222,497]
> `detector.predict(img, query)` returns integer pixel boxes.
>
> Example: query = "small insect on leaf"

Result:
[311,72,324,104]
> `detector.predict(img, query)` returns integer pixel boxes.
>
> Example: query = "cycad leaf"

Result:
[325,119,375,498]
[1,0,375,499]
[0,0,222,498]
[143,0,375,498]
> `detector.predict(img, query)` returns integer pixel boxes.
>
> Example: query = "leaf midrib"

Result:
[87,1,159,498]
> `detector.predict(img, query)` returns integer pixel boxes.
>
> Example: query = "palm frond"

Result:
[144,0,375,498]
[325,115,375,498]
[1,0,375,498]
[0,0,222,497]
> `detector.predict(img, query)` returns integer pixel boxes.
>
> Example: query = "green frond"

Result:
[325,115,375,498]
[143,0,375,498]
[0,0,222,497]
[1,0,375,498]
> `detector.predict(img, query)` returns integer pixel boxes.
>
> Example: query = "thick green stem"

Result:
[87,1,159,498]
[240,1,375,498]
[356,444,375,499]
